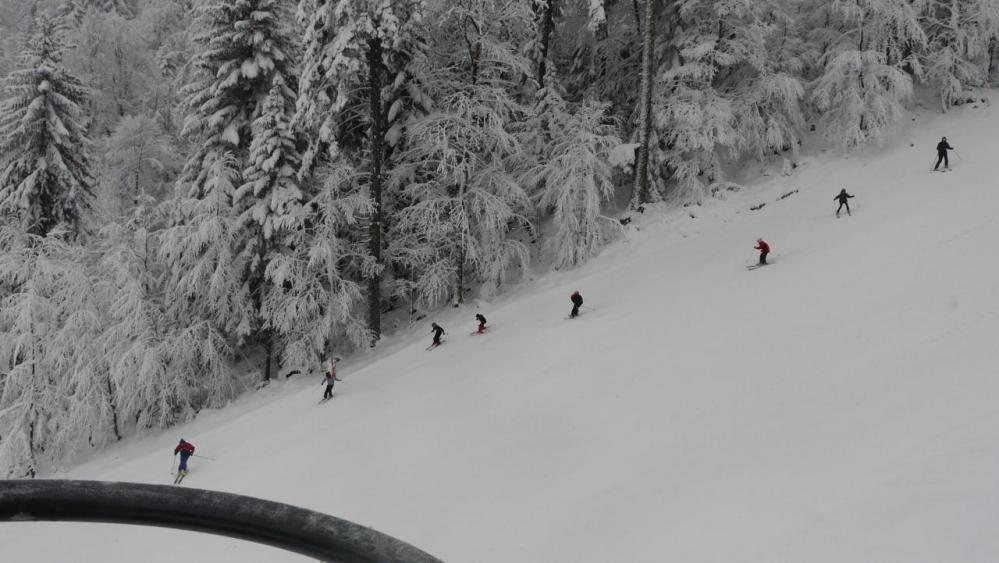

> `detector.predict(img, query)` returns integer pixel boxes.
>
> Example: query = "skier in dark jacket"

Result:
[834,189,854,217]
[431,323,446,346]
[321,358,342,401]
[174,439,195,476]
[475,314,487,334]
[934,137,954,170]
[754,238,770,265]
[570,291,583,318]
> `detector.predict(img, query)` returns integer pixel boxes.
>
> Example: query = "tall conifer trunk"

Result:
[536,0,557,86]
[366,38,385,347]
[633,0,657,207]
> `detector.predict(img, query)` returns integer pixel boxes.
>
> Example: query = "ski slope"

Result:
[5,101,999,562]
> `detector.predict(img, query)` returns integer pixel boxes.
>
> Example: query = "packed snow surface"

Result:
[4,103,999,562]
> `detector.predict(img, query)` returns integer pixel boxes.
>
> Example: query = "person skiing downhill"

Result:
[321,358,342,401]
[934,136,954,170]
[754,238,770,265]
[174,439,195,478]
[834,189,854,217]
[430,323,446,347]
[569,291,583,318]
[474,314,487,334]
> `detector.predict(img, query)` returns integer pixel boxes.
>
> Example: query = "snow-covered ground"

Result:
[5,101,999,562]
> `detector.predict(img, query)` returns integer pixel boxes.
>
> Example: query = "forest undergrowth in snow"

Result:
[1,0,999,477]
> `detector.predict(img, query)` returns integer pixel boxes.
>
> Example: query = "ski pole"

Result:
[953,150,963,162]
[192,454,215,461]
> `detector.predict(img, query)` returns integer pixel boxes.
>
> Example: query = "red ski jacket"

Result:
[755,241,770,252]
[174,441,195,456]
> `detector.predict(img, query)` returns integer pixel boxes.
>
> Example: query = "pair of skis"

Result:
[170,454,214,484]
[566,305,595,320]
[425,326,490,350]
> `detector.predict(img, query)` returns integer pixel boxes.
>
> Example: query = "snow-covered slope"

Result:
[5,102,999,563]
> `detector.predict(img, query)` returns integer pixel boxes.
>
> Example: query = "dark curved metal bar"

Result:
[0,480,443,563]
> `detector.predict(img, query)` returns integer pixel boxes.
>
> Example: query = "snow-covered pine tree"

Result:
[373,34,432,322]
[64,11,153,136]
[528,0,564,88]
[96,215,236,434]
[0,227,106,477]
[296,0,426,345]
[0,15,94,238]
[178,0,297,200]
[587,0,609,35]
[97,0,137,18]
[234,76,304,380]
[524,95,622,269]
[262,162,370,368]
[390,103,534,304]
[168,0,298,380]
[59,0,90,25]
[381,61,433,166]
[134,0,200,138]
[733,2,809,166]
[58,258,119,459]
[920,0,999,111]
[161,154,254,353]
[0,39,12,82]
[560,0,642,126]
[103,115,176,215]
[733,72,806,166]
[238,75,302,263]
[388,0,534,306]
[646,0,805,202]
[808,0,923,148]
[60,0,137,24]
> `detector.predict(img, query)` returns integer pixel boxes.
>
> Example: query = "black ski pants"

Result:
[324,384,334,400]
[935,152,949,170]
[836,201,851,215]
[759,251,769,265]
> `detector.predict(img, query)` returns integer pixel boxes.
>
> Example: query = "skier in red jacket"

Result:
[174,439,195,477]
[754,238,770,265]
[321,357,342,402]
